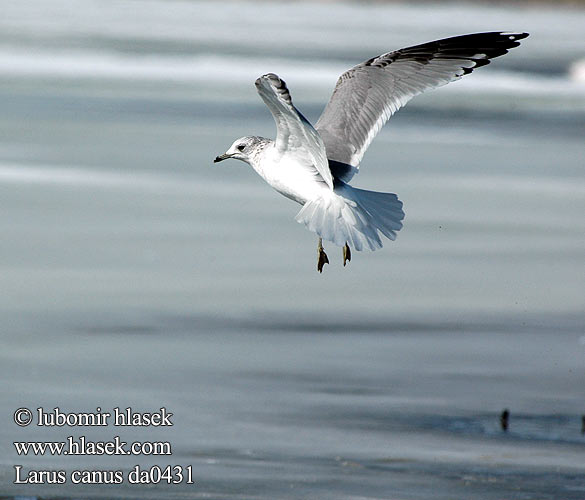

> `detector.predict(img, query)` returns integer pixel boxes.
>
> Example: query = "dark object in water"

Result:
[581,415,585,434]
[500,409,510,431]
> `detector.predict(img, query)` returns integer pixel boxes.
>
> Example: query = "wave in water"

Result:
[1,49,584,103]
[2,162,584,198]
[0,162,264,199]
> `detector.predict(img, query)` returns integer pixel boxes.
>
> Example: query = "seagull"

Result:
[214,32,528,272]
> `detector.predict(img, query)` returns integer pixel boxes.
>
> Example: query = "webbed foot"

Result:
[342,243,351,267]
[317,238,329,273]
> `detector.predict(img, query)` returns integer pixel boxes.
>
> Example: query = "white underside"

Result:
[252,146,329,205]
[251,145,405,251]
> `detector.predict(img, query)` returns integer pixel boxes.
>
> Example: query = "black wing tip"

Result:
[427,31,529,74]
[255,73,293,106]
[255,73,290,93]
[451,31,529,50]
[500,31,529,41]
[445,31,529,41]
[255,73,282,86]
[370,31,529,69]
[494,31,529,49]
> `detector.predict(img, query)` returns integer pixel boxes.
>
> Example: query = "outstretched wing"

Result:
[316,32,529,169]
[255,73,334,190]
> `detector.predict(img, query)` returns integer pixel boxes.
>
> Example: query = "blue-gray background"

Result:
[1,1,584,499]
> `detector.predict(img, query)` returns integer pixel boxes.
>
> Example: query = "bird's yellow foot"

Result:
[317,245,329,273]
[343,243,351,267]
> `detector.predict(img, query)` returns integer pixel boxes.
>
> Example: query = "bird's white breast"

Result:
[251,146,329,205]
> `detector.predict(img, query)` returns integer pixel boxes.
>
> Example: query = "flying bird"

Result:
[214,32,528,272]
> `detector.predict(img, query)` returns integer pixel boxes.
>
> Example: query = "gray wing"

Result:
[315,32,529,170]
[255,73,333,190]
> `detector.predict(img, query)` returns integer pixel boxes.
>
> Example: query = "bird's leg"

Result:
[342,242,351,267]
[317,237,329,273]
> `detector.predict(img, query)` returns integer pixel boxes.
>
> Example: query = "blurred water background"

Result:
[1,1,584,499]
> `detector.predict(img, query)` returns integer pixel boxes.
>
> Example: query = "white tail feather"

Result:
[295,183,405,251]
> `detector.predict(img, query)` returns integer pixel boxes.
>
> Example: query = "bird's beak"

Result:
[214,153,231,163]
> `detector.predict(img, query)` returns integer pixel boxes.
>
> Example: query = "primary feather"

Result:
[315,32,529,174]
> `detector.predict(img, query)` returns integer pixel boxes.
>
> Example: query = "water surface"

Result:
[1,1,584,499]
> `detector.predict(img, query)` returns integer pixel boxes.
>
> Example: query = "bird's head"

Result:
[214,136,265,165]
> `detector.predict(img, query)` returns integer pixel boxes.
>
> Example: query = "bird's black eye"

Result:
[237,144,245,152]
